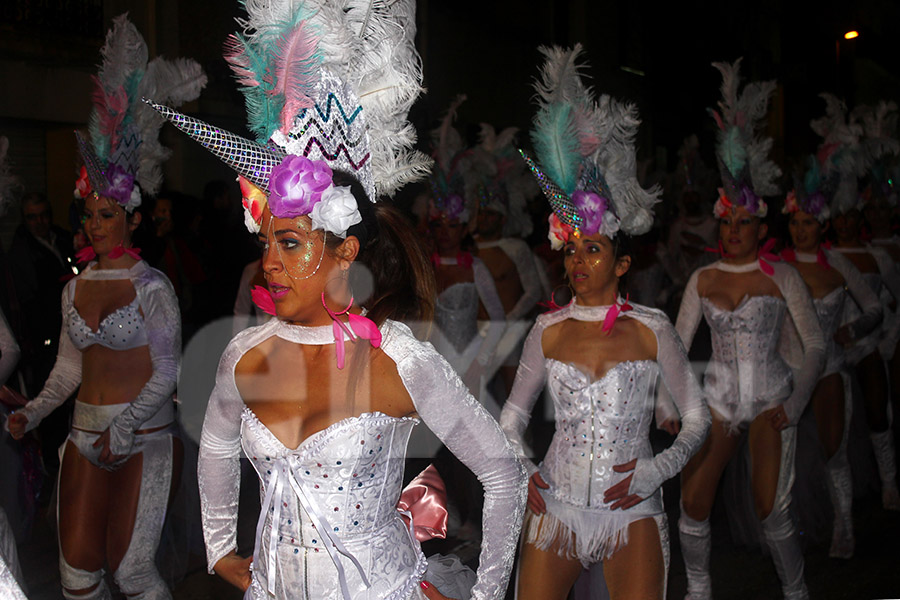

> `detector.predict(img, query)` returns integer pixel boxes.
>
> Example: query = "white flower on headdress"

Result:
[244,208,260,234]
[310,185,362,238]
[124,184,142,213]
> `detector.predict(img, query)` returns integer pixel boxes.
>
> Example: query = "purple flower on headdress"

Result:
[736,185,767,217]
[572,190,608,236]
[804,192,827,217]
[104,164,135,206]
[443,194,468,221]
[268,155,333,218]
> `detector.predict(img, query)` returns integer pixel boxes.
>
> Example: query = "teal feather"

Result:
[803,156,821,195]
[531,102,582,194]
[122,70,143,125]
[87,112,109,163]
[719,126,746,178]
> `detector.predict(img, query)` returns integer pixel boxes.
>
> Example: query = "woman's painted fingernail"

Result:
[420,580,430,590]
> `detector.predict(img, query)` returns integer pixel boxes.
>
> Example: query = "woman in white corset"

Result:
[666,59,825,600]
[501,45,710,600]
[150,1,527,596]
[780,188,881,558]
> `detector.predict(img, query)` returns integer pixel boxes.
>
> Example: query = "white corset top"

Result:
[701,295,792,424]
[67,297,148,351]
[541,359,662,514]
[240,409,425,599]
[815,287,847,376]
[434,282,478,353]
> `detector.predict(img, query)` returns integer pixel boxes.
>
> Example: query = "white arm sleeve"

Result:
[107,272,182,455]
[0,307,20,387]
[630,314,710,498]
[197,337,246,573]
[828,250,882,340]
[16,281,82,432]
[774,265,826,424]
[656,268,704,425]
[499,318,550,477]
[503,239,543,321]
[871,246,900,306]
[473,258,507,367]
[390,324,527,600]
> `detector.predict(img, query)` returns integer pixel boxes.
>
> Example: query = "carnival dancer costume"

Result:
[661,59,825,600]
[427,97,506,390]
[779,94,884,558]
[828,101,900,511]
[499,45,710,583]
[148,1,527,598]
[7,15,204,600]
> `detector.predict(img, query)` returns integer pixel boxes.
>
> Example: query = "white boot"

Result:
[825,453,854,558]
[678,506,711,600]
[870,430,900,510]
[760,508,808,600]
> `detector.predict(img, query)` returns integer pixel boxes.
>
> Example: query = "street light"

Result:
[844,31,859,40]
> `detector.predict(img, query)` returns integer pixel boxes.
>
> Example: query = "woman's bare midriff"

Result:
[78,344,153,406]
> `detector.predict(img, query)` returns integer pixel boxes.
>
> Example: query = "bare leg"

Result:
[857,351,900,508]
[516,527,585,600]
[748,416,808,600]
[678,415,742,600]
[603,518,664,600]
[58,440,112,599]
[811,374,844,460]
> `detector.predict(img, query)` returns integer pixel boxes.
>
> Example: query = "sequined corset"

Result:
[540,359,662,515]
[241,410,426,600]
[434,282,478,354]
[815,287,847,377]
[66,297,148,351]
[701,296,791,425]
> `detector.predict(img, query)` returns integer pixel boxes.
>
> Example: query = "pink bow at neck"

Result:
[602,294,633,335]
[321,293,383,369]
[396,464,448,542]
[757,238,780,276]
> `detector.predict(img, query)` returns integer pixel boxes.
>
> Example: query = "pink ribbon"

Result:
[757,238,780,276]
[817,248,830,269]
[321,292,382,369]
[75,246,97,264]
[108,244,142,260]
[601,294,633,335]
[396,464,448,542]
[251,285,277,316]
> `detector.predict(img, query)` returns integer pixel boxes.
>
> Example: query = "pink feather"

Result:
[348,313,382,348]
[711,109,725,131]
[223,35,260,88]
[251,285,277,316]
[91,76,128,147]
[269,21,318,133]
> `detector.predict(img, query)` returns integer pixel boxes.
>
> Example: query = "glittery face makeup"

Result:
[563,233,621,297]
[719,205,764,259]
[260,213,326,281]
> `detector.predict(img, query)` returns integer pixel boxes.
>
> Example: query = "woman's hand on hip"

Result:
[605,459,644,510]
[6,413,28,440]
[421,580,457,600]
[214,552,252,592]
[527,471,549,515]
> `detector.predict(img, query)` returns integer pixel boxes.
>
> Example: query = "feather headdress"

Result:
[148,0,431,234]
[468,122,536,237]
[784,94,862,220]
[79,14,207,211]
[709,58,781,218]
[521,44,659,249]
[851,100,899,207]
[427,95,475,223]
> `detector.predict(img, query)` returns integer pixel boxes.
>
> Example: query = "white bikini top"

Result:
[65,263,150,351]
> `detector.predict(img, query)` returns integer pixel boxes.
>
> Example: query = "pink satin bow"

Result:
[397,464,448,542]
[251,285,277,316]
[602,294,633,335]
[321,293,383,369]
[757,238,780,276]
